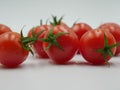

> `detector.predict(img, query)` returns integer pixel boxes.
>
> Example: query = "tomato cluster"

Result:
[0,16,120,68]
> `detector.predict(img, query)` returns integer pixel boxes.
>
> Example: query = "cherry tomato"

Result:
[41,16,78,64]
[71,23,92,40]
[98,22,120,56]
[0,24,12,35]
[71,23,92,54]
[79,29,116,65]
[28,25,51,58]
[43,27,79,64]
[0,32,29,68]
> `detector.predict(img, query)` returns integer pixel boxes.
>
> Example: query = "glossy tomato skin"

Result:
[79,29,116,65]
[28,25,51,58]
[0,32,29,68]
[43,27,79,64]
[71,23,92,54]
[59,22,69,29]
[28,25,51,37]
[98,23,120,56]
[0,24,12,35]
[50,22,69,32]
[71,23,92,40]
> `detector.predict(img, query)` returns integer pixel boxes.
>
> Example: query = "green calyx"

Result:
[39,29,68,51]
[20,28,45,55]
[40,19,43,25]
[96,34,120,64]
[40,19,49,25]
[50,15,63,26]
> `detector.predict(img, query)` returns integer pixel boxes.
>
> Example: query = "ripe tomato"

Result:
[79,29,116,65]
[0,24,12,35]
[43,28,79,64]
[71,23,92,40]
[71,23,92,54]
[98,22,120,56]
[0,32,29,68]
[28,25,51,58]
[41,16,78,64]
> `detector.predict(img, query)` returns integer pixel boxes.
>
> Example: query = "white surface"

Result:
[0,55,120,90]
[0,0,120,90]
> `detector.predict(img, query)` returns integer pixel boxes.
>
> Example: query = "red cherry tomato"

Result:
[43,27,79,64]
[71,23,92,40]
[98,22,120,56]
[0,32,29,68]
[79,29,116,65]
[71,23,92,54]
[28,25,51,58]
[41,16,78,64]
[0,24,12,35]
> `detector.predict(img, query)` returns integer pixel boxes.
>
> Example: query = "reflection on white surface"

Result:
[0,0,120,90]
[0,55,120,90]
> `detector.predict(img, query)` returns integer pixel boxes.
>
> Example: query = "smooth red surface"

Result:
[28,25,51,58]
[79,29,116,65]
[71,23,92,40]
[43,25,79,64]
[0,24,12,35]
[0,32,29,67]
[98,22,120,56]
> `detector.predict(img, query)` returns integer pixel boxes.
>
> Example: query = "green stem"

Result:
[20,29,45,55]
[39,29,68,50]
[50,15,64,26]
[40,19,42,25]
[96,33,119,64]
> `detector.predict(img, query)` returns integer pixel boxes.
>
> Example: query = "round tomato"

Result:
[71,23,92,54]
[71,23,92,40]
[28,25,51,58]
[0,32,29,68]
[98,22,120,56]
[41,16,78,64]
[0,24,12,35]
[43,28,79,64]
[79,29,116,65]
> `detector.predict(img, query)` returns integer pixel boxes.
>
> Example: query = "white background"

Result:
[0,0,120,90]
